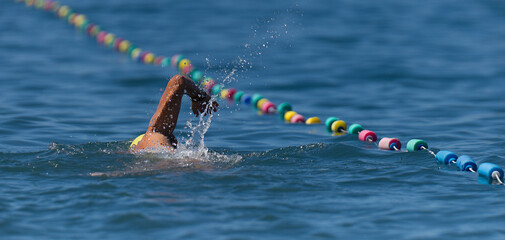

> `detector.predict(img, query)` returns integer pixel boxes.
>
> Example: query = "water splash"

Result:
[180,97,216,159]
[202,5,302,87]
[243,6,302,68]
[175,94,242,165]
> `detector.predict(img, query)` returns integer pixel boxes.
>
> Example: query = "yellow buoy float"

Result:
[220,89,229,99]
[119,40,131,53]
[284,111,297,122]
[143,52,155,64]
[331,120,347,133]
[104,33,115,47]
[178,59,191,72]
[256,98,269,110]
[130,48,142,60]
[305,117,321,124]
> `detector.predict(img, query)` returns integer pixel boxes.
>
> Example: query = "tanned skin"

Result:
[133,74,218,152]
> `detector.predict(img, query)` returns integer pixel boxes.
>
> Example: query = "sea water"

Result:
[2,0,505,239]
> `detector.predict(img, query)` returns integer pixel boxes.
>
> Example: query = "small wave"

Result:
[95,149,242,177]
[47,140,242,177]
[48,141,129,155]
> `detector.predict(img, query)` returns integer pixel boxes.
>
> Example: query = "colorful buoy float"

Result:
[435,150,457,165]
[305,117,321,125]
[283,111,297,122]
[178,59,191,72]
[277,103,292,120]
[348,124,364,134]
[189,70,204,84]
[219,89,229,99]
[242,95,252,105]
[261,101,276,114]
[256,98,269,110]
[251,94,264,110]
[330,120,347,134]
[378,137,401,151]
[233,91,244,103]
[171,54,185,68]
[358,130,377,142]
[290,114,305,124]
[478,163,504,184]
[325,117,339,133]
[211,84,223,95]
[456,155,478,172]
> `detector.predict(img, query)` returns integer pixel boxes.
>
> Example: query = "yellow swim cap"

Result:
[130,134,145,148]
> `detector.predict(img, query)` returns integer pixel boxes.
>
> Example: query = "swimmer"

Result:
[132,74,218,152]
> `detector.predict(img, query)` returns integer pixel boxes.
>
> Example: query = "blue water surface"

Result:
[2,0,505,239]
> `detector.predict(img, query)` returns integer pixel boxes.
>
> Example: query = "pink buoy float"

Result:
[154,56,165,66]
[85,23,95,35]
[182,65,194,75]
[290,114,306,123]
[113,38,123,51]
[96,31,107,44]
[358,130,377,142]
[378,138,402,151]
[261,102,276,114]
[226,88,237,100]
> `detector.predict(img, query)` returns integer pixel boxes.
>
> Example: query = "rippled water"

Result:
[2,0,505,239]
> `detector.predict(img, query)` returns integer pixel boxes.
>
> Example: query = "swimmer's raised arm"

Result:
[133,74,218,151]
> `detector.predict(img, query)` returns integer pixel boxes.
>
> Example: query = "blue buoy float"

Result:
[478,163,504,184]
[477,163,503,184]
[242,95,252,105]
[435,150,457,165]
[455,155,477,172]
